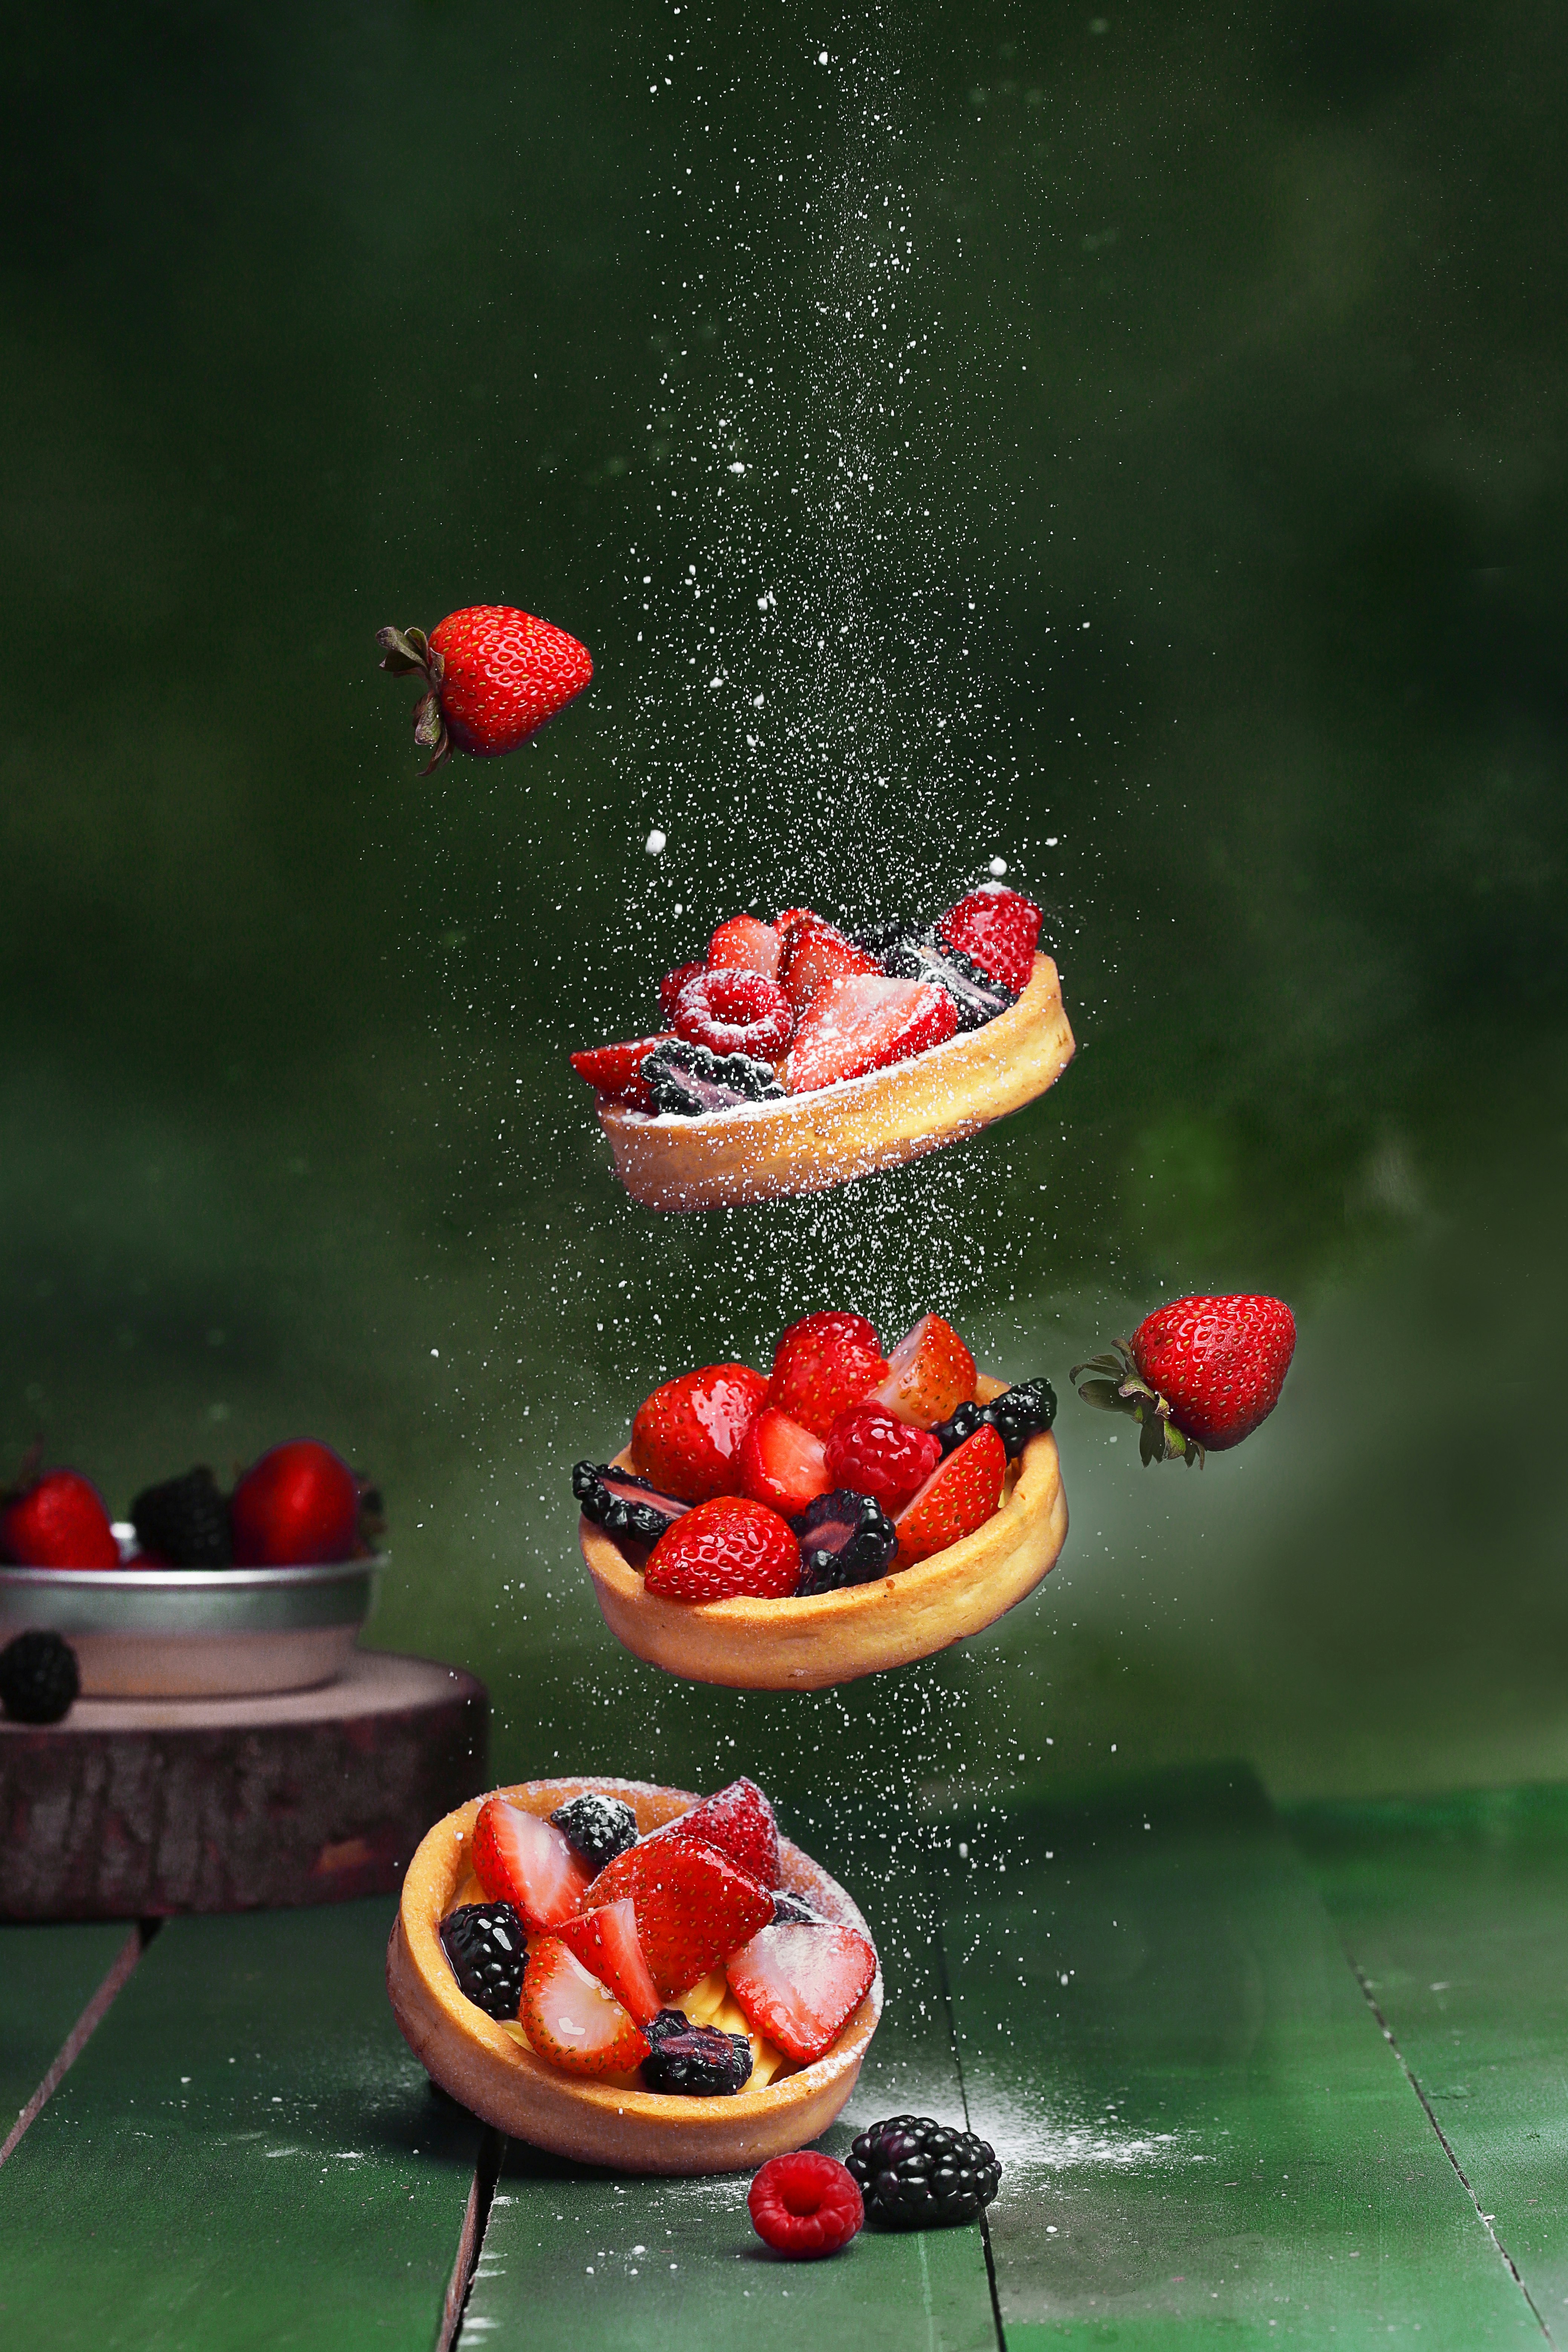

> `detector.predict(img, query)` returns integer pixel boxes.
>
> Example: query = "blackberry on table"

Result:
[0,1630,80,1724]
[847,2115,1002,2229]
[643,1040,786,1117]
[571,1461,689,1546]
[439,1902,527,2021]
[641,2009,753,2096]
[549,1790,638,1869]
[131,1465,232,1567]
[790,1490,897,1596]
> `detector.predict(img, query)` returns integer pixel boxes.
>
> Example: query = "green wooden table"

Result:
[3,1766,1562,2350]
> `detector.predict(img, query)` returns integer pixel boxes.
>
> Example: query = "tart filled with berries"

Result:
[575,1308,1068,1689]
[386,1773,881,2174]
[568,884,1075,1211]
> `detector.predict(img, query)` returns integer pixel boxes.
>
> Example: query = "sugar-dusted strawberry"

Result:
[230,1439,363,1566]
[630,1364,768,1503]
[471,1795,595,1931]
[823,1406,941,1517]
[937,884,1042,995]
[657,960,705,1020]
[377,606,592,772]
[673,969,793,1061]
[778,915,881,1016]
[726,1922,878,2066]
[0,1464,119,1570]
[871,1312,978,1430]
[772,905,817,940]
[707,913,784,980]
[520,1935,651,2074]
[892,1424,1006,1569]
[672,1776,781,1887]
[1072,1293,1296,1466]
[556,1896,662,2029]
[738,1409,833,1520]
[768,1311,888,1438]
[786,974,956,1094]
[643,1495,801,1602]
[586,1832,775,1996]
[568,1034,677,1115]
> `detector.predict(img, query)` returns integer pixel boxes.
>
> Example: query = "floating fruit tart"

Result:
[575,1308,1068,1689]
[386,1774,881,2174]
[568,883,1075,1211]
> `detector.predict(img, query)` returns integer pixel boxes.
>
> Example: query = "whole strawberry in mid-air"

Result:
[1072,1293,1296,1466]
[377,605,592,773]
[0,1459,119,1568]
[230,1439,365,1565]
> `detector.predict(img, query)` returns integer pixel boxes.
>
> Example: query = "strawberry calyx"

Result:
[375,624,452,775]
[1069,1341,1205,1468]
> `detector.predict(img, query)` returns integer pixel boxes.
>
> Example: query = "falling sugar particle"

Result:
[646,829,667,854]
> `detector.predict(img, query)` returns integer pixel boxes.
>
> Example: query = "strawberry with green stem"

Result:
[1072,1292,1296,1466]
[377,605,592,773]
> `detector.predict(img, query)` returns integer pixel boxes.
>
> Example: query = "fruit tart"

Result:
[575,1308,1068,1689]
[569,885,1075,1211]
[386,1773,881,2174]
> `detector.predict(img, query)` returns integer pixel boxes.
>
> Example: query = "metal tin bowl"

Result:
[0,1559,381,1700]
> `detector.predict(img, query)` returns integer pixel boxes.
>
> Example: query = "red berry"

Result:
[777,915,880,1015]
[768,1312,888,1439]
[568,1034,676,1114]
[377,606,592,771]
[823,1406,941,1516]
[670,1776,780,1887]
[630,1364,768,1503]
[556,1896,663,2029]
[643,1494,801,1602]
[657,960,705,1020]
[893,1424,1006,1568]
[786,974,956,1093]
[0,1468,119,1569]
[748,2151,864,2259]
[706,913,784,980]
[871,1312,978,1429]
[737,1409,833,1519]
[472,1795,594,1931]
[586,1830,775,1995]
[937,884,1041,994]
[729,1922,879,2064]
[1130,1294,1296,1455]
[230,1439,360,1567]
[519,1936,650,2075]
[673,969,793,1061]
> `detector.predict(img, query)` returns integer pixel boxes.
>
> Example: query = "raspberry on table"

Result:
[747,2150,865,2257]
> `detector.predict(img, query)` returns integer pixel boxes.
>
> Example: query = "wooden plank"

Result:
[941,1765,1542,2349]
[0,1922,138,2157]
[458,1877,999,2352]
[1291,1780,1568,2337]
[0,1897,482,2351]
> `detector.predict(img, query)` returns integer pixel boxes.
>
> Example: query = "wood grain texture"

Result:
[941,1765,1542,2348]
[0,1899,483,2352]
[1291,1780,1568,2337]
[0,1650,487,1920]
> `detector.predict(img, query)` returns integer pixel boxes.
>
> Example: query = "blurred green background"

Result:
[4,0,1565,1851]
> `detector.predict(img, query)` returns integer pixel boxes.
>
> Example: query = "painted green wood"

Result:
[1291,1780,1568,2338]
[0,1920,136,2147]
[0,1899,482,2351]
[941,1765,1542,2348]
[458,1885,999,2352]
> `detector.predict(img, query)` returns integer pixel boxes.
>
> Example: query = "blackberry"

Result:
[935,1380,1057,1461]
[549,1790,638,1870]
[571,1461,689,1547]
[439,1902,527,2021]
[933,1400,986,1457]
[772,1890,826,1925]
[641,2009,753,2096]
[130,1465,232,1567]
[847,2116,1002,2229]
[790,1490,898,1596]
[0,1630,80,1724]
[643,1040,786,1117]
[879,935,1017,1030]
[849,918,912,956]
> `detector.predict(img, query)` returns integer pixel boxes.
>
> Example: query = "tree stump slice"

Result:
[0,1650,487,1921]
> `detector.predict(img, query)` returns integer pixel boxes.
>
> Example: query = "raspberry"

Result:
[673,969,793,1060]
[824,1406,942,1516]
[657,960,704,1019]
[748,2151,864,2258]
[643,1495,802,1602]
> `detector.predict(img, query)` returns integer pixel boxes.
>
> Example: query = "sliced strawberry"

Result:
[630,1363,769,1503]
[658,960,705,1020]
[726,1923,877,2066]
[672,1776,781,1886]
[519,1935,651,2074]
[769,1311,888,1438]
[777,915,881,1016]
[707,913,784,980]
[556,1896,662,2030]
[471,1796,594,1932]
[585,1833,775,1997]
[737,1408,833,1519]
[786,974,957,1094]
[937,884,1041,994]
[871,1312,978,1429]
[568,1033,677,1114]
[772,905,817,940]
[893,1423,1006,1568]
